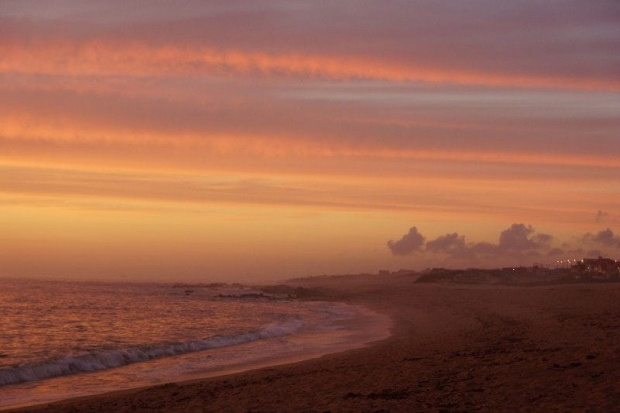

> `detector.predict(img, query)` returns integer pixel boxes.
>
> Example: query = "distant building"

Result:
[575,256,620,278]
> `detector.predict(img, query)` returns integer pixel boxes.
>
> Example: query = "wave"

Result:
[0,319,303,387]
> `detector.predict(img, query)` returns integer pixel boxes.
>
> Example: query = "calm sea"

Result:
[0,278,389,410]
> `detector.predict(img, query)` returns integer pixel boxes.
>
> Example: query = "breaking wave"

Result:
[0,319,303,387]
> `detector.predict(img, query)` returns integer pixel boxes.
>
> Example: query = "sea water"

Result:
[0,278,389,410]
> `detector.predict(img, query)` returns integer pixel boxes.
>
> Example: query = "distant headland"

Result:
[380,256,620,286]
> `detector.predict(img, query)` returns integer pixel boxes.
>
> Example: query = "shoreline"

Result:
[11,275,620,412]
[2,300,390,412]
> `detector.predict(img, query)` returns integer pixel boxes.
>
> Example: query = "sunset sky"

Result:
[1,0,619,282]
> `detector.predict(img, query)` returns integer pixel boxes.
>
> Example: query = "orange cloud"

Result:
[2,40,617,91]
[1,117,619,172]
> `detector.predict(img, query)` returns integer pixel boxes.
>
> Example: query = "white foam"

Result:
[0,319,303,387]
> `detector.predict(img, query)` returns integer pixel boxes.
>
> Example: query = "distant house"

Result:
[576,256,620,278]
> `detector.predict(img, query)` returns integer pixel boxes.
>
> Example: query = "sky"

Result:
[1,0,619,282]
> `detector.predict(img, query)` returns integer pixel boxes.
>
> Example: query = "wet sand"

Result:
[14,274,620,412]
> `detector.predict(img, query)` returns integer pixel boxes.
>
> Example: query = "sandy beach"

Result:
[13,274,620,412]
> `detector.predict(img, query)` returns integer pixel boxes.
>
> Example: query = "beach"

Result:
[14,274,620,412]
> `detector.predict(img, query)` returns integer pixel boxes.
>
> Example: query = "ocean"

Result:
[0,278,389,410]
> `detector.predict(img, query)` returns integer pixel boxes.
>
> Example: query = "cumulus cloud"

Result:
[425,233,468,255]
[470,242,498,255]
[387,223,620,267]
[589,228,620,248]
[387,226,425,256]
[425,233,503,261]
[547,248,564,257]
[388,223,557,265]
[595,210,608,223]
[498,223,552,252]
